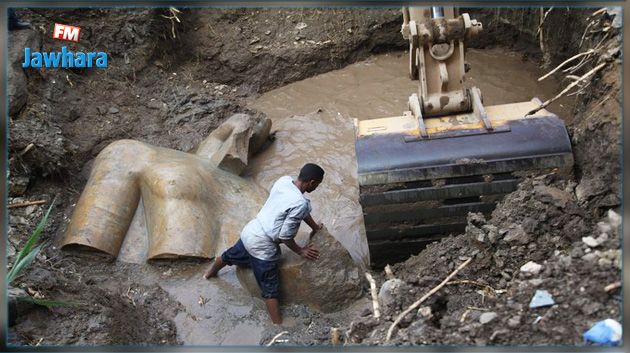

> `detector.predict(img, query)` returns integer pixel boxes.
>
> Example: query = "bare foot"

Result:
[203,270,216,280]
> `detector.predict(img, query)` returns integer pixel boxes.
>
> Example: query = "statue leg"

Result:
[140,161,218,260]
[62,140,154,257]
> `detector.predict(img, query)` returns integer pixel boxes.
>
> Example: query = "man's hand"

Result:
[300,244,320,260]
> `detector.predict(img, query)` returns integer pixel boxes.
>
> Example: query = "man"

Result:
[203,163,325,324]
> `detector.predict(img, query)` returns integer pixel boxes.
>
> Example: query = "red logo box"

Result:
[52,23,81,43]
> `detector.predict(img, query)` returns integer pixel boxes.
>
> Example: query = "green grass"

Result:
[6,199,75,308]
[7,199,55,284]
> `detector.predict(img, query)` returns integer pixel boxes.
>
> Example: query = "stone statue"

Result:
[62,113,272,261]
[61,113,363,310]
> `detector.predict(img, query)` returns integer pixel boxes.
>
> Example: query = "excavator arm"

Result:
[355,7,574,267]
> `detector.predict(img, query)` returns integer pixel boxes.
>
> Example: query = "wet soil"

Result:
[247,47,574,267]
[6,7,622,347]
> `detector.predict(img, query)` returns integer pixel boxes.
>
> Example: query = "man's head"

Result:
[297,163,324,193]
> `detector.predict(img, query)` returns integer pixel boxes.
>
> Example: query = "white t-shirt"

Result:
[241,175,312,261]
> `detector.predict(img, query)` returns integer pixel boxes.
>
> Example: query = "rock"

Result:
[521,217,538,233]
[346,317,379,344]
[570,246,584,258]
[581,253,599,263]
[295,22,308,30]
[596,249,621,268]
[529,289,555,308]
[417,306,432,318]
[236,228,362,312]
[597,221,612,235]
[9,216,29,225]
[607,209,621,229]
[8,177,29,197]
[378,278,405,312]
[147,100,164,110]
[8,286,35,326]
[8,30,40,117]
[8,62,28,117]
[558,255,572,268]
[503,225,530,244]
[7,242,16,257]
[520,261,542,276]
[482,224,499,243]
[582,236,602,248]
[27,268,56,290]
[479,312,497,324]
[581,301,602,315]
[24,205,38,217]
[534,185,572,208]
[198,113,272,176]
[108,107,120,114]
[507,315,521,328]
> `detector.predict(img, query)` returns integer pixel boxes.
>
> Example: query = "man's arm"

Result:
[282,238,319,260]
[304,214,323,234]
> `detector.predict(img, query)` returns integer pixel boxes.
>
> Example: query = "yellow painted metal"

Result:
[356,100,554,138]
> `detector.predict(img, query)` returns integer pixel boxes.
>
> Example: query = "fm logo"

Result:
[52,23,81,43]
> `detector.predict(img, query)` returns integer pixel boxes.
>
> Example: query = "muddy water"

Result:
[146,48,571,345]
[247,47,571,267]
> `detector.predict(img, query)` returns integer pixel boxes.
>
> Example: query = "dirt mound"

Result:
[341,12,622,344]
[9,258,180,345]
[345,175,620,345]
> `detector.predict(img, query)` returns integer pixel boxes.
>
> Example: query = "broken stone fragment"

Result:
[197,113,272,175]
[8,176,29,197]
[607,209,621,229]
[479,312,497,324]
[346,317,379,344]
[8,29,40,117]
[529,289,554,308]
[507,315,521,328]
[582,233,608,248]
[8,287,35,327]
[534,185,573,208]
[503,225,530,245]
[520,261,542,276]
[236,228,363,312]
[378,278,405,313]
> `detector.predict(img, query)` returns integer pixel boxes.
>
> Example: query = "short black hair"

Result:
[298,163,324,182]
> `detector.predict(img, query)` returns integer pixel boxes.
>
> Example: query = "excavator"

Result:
[355,7,574,267]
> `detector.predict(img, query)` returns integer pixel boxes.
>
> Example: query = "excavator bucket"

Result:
[355,7,574,267]
[355,100,573,268]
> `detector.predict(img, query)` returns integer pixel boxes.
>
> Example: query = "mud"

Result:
[248,48,574,266]
[6,7,622,347]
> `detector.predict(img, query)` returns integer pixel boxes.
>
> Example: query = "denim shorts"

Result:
[221,239,280,299]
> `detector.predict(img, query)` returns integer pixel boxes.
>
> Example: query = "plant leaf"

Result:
[7,243,44,284]
[7,199,55,284]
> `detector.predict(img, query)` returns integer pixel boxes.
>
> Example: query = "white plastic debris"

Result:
[529,289,555,308]
[584,319,622,345]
